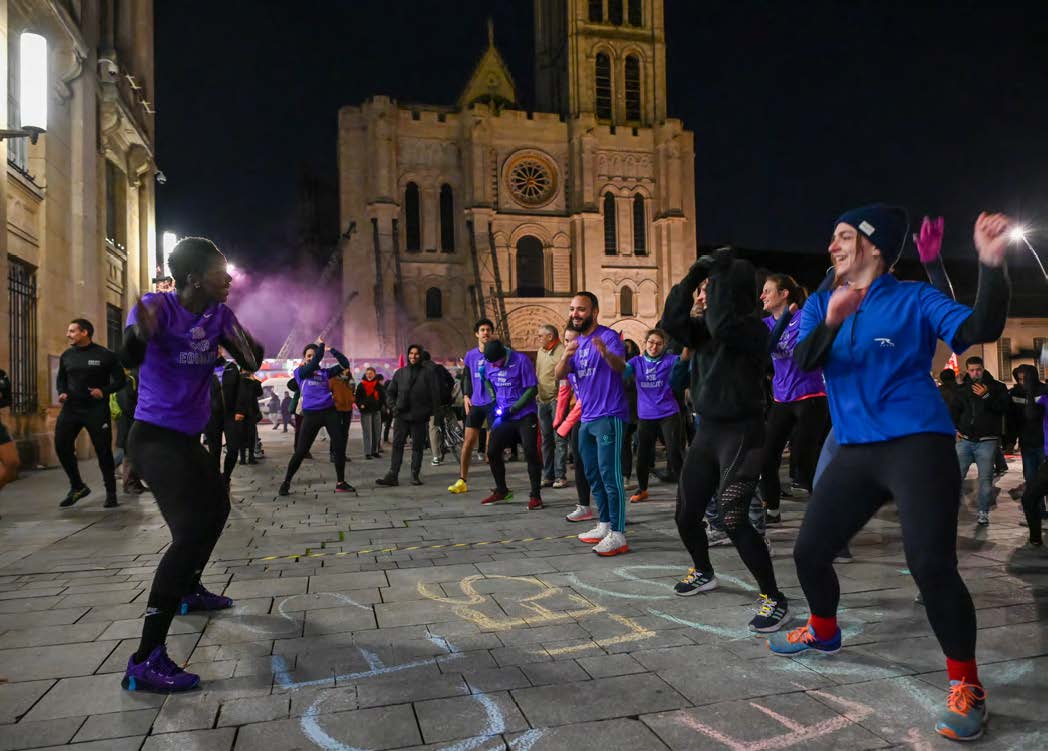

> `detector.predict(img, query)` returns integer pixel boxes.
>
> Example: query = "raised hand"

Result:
[825,284,863,327]
[973,212,1011,268]
[592,336,608,357]
[563,339,579,358]
[914,216,945,263]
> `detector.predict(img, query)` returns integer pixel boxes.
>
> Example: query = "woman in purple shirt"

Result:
[624,329,684,503]
[278,337,354,497]
[120,238,263,693]
[758,274,830,522]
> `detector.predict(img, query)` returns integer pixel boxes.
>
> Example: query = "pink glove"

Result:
[913,216,944,264]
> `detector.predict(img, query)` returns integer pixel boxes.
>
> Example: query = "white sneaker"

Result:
[565,504,595,522]
[578,522,610,544]
[593,531,629,556]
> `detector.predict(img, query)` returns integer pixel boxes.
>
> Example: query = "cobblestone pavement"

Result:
[0,426,1044,751]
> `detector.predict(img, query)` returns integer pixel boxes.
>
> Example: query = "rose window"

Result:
[506,155,557,207]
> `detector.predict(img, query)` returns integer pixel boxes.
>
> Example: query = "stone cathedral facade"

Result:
[339,0,695,358]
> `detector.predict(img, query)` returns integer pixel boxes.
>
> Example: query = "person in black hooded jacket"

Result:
[661,247,787,633]
[1009,364,1045,520]
[376,344,440,486]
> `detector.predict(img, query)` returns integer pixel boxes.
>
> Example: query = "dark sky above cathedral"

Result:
[156,0,1048,269]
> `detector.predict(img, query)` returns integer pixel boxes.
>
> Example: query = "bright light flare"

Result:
[19,33,47,133]
[227,262,238,275]
[160,231,178,276]
[1009,226,1027,243]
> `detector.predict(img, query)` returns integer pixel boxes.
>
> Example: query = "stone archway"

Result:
[506,304,564,352]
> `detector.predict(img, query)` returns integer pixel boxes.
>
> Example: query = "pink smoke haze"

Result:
[225,270,340,356]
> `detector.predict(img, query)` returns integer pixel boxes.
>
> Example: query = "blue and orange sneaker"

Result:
[935,680,987,741]
[767,623,842,655]
[122,645,200,693]
[179,584,233,615]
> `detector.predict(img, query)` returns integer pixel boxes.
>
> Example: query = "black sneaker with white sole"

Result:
[748,593,789,632]
[674,568,718,596]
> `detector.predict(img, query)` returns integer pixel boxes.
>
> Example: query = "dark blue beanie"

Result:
[834,204,909,267]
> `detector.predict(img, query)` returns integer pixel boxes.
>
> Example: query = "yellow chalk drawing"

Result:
[417,574,656,652]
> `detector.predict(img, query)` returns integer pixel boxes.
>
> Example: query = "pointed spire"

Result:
[458,18,517,110]
[487,17,495,47]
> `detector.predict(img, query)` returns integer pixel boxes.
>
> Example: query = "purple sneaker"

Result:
[121,645,199,692]
[179,585,233,615]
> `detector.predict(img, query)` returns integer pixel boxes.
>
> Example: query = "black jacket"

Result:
[237,374,263,422]
[1009,365,1045,450]
[661,249,768,422]
[57,342,126,409]
[355,378,384,413]
[387,361,440,422]
[956,370,1009,440]
[939,382,964,429]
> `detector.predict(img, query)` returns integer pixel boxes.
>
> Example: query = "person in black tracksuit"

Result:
[377,345,440,486]
[236,370,263,465]
[661,248,787,633]
[115,368,145,494]
[55,318,127,508]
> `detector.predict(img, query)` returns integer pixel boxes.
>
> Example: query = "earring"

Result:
[195,282,202,289]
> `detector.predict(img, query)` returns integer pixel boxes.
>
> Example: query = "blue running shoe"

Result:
[935,680,987,742]
[768,623,841,655]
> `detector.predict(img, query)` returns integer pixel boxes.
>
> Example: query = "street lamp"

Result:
[1,33,48,144]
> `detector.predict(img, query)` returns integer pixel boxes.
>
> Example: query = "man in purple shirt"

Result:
[625,328,684,503]
[448,319,494,495]
[478,340,543,510]
[1020,377,1048,547]
[555,292,630,556]
[120,237,263,693]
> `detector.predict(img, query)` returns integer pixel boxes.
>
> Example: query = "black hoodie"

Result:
[1009,364,1045,450]
[661,249,769,421]
[956,369,1009,440]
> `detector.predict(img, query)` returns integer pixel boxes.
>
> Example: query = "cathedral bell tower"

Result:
[534,0,667,126]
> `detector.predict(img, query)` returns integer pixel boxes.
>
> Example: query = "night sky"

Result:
[155,0,1048,269]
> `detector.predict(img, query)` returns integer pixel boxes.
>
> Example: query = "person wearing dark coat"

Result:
[376,345,441,486]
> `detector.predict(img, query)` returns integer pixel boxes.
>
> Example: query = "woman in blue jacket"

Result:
[769,206,1011,743]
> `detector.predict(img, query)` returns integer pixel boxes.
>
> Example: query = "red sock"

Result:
[808,614,838,641]
[946,658,981,687]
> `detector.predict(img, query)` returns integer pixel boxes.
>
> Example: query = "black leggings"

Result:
[676,418,780,596]
[55,406,116,493]
[794,432,975,661]
[570,422,591,506]
[637,414,684,491]
[129,421,230,658]
[760,397,829,510]
[621,422,637,480]
[1021,458,1048,545]
[284,408,346,484]
[488,413,542,497]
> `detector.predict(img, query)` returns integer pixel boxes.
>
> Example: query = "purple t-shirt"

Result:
[463,347,493,407]
[295,364,337,412]
[128,292,237,435]
[488,350,538,419]
[628,353,680,421]
[572,325,629,423]
[764,314,826,403]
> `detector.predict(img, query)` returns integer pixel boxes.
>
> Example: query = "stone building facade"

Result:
[339,0,696,358]
[1,0,157,465]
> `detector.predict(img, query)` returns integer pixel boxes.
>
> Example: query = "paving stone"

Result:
[641,691,891,751]
[232,704,420,750]
[0,679,55,723]
[506,717,671,751]
[512,673,689,727]
[415,690,529,744]
[576,653,648,679]
[72,708,160,742]
[520,659,590,686]
[0,640,118,681]
[223,577,309,599]
[354,670,469,708]
[27,739,142,751]
[0,716,84,750]
[22,674,166,722]
[141,727,236,751]
[461,666,532,693]
[152,692,222,734]
[307,570,389,592]
[302,604,377,635]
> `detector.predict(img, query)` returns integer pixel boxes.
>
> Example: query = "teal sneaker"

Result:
[935,680,987,742]
[767,623,841,655]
